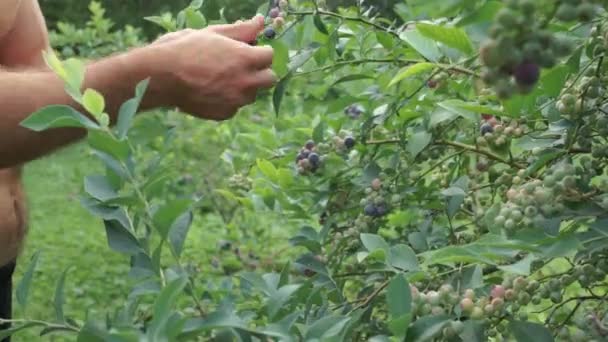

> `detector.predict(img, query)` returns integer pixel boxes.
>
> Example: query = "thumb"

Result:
[210,15,265,42]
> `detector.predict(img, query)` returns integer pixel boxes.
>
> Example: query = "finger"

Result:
[209,15,265,42]
[247,45,274,70]
[249,68,277,89]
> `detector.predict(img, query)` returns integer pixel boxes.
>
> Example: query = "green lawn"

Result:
[13,144,129,341]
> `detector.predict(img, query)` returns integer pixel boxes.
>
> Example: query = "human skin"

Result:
[0,0,275,267]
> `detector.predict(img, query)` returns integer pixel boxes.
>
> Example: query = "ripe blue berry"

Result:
[375,204,388,217]
[480,123,494,136]
[364,204,377,217]
[308,153,320,166]
[305,140,315,150]
[264,27,276,39]
[514,62,540,87]
[344,136,356,149]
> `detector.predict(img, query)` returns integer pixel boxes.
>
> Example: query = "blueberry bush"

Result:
[3,0,608,340]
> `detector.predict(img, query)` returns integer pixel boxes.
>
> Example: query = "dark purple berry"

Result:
[364,204,377,217]
[480,123,494,136]
[218,240,232,251]
[296,153,307,162]
[514,62,540,87]
[344,136,356,149]
[264,27,276,39]
[375,204,388,217]
[308,153,320,166]
[301,149,311,157]
[305,140,315,150]
[269,7,280,18]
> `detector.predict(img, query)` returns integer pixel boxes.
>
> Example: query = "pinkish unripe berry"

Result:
[491,285,506,299]
[273,17,285,29]
[513,277,527,290]
[505,289,516,301]
[371,178,382,191]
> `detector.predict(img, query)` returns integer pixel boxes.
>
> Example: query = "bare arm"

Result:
[0,48,162,169]
[0,6,274,169]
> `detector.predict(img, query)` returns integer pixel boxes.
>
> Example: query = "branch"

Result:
[288,10,402,38]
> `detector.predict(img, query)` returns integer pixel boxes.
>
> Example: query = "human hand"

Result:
[144,16,275,120]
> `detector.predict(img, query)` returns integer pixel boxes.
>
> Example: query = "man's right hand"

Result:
[138,16,276,121]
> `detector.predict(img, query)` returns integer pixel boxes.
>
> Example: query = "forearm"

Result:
[0,47,163,168]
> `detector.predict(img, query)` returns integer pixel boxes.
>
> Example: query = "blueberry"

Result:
[305,140,315,150]
[480,123,494,136]
[514,62,540,87]
[344,136,356,149]
[308,153,320,166]
[301,149,311,157]
[264,27,276,39]
[269,7,280,18]
[218,240,232,251]
[364,204,377,217]
[375,204,388,217]
[296,152,307,162]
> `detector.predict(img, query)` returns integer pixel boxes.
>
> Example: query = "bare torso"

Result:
[0,0,47,266]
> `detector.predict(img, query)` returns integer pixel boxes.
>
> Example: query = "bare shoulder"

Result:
[0,0,23,37]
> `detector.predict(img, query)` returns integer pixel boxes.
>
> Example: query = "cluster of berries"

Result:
[557,71,603,120]
[479,0,572,98]
[361,178,393,218]
[262,0,288,39]
[494,163,578,232]
[555,0,599,22]
[476,116,524,149]
[331,131,357,154]
[227,173,252,192]
[295,140,324,174]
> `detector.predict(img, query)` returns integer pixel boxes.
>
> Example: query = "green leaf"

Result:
[257,158,278,181]
[387,274,412,337]
[87,130,130,161]
[0,322,45,340]
[509,320,554,342]
[21,105,99,132]
[400,30,442,62]
[405,315,450,342]
[84,175,118,202]
[273,73,291,116]
[407,130,432,157]
[270,40,289,77]
[416,23,473,54]
[267,284,302,320]
[104,220,141,255]
[116,79,149,139]
[77,320,108,342]
[389,62,436,87]
[16,251,41,312]
[313,14,328,34]
[498,254,535,275]
[152,199,192,239]
[184,8,206,28]
[54,267,71,322]
[305,316,351,340]
[389,244,420,271]
[361,233,390,252]
[82,88,105,116]
[148,276,188,340]
[540,65,570,97]
[168,211,193,258]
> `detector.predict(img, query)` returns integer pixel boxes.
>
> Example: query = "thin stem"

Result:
[0,318,80,333]
[289,10,401,38]
[348,278,391,313]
